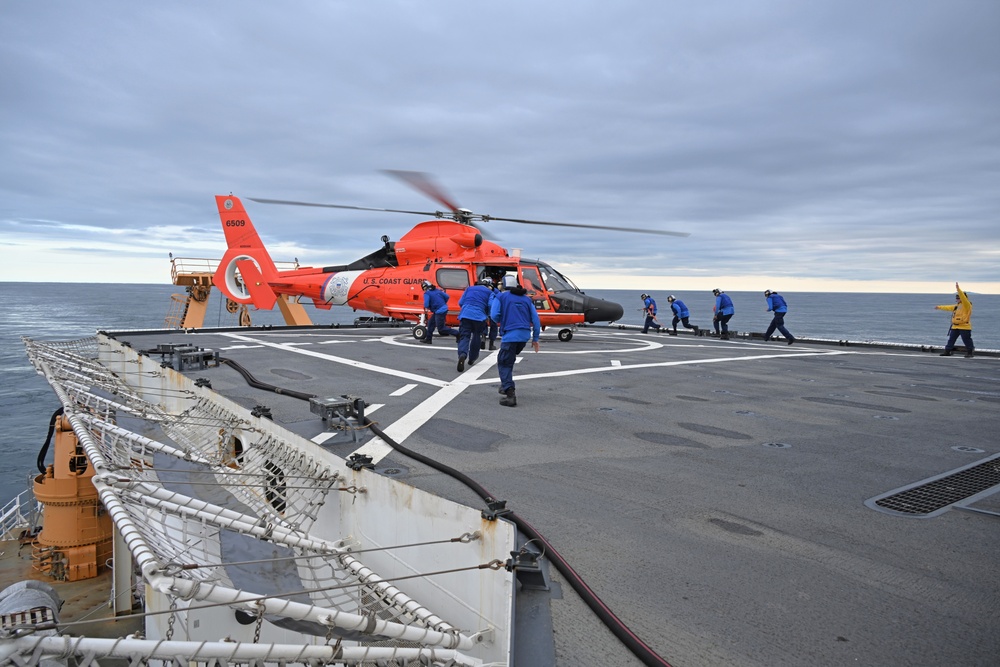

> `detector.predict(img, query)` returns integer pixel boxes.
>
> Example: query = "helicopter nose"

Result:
[583,295,624,323]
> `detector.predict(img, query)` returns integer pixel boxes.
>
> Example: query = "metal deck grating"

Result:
[867,454,1000,517]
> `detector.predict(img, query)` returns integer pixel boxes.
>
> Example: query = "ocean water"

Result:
[1,282,996,507]
[595,289,1000,348]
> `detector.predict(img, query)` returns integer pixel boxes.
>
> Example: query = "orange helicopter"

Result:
[212,171,688,341]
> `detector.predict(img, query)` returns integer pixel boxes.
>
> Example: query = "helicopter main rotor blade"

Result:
[251,173,690,238]
[488,216,690,237]
[247,198,440,218]
[382,169,461,214]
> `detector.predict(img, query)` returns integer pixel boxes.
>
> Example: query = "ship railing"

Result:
[21,337,504,664]
[0,637,483,666]
[170,257,219,284]
[70,415,483,655]
[170,256,302,284]
[0,488,41,541]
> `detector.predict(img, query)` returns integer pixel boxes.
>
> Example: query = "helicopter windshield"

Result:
[535,262,579,293]
[519,260,586,314]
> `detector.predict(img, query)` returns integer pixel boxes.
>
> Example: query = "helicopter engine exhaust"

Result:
[450,231,483,248]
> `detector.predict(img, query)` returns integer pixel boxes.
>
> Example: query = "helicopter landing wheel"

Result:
[558,328,573,342]
[412,325,428,341]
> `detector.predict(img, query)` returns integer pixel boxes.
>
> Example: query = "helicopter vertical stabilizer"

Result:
[213,195,279,307]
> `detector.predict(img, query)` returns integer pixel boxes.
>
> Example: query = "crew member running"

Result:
[667,295,697,335]
[421,281,458,344]
[640,293,664,333]
[456,277,492,371]
[490,275,541,407]
[712,288,735,340]
[763,289,795,345]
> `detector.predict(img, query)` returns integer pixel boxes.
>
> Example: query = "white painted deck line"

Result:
[466,349,858,385]
[350,353,499,463]
[220,333,449,387]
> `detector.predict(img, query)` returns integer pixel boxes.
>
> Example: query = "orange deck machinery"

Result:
[31,415,112,581]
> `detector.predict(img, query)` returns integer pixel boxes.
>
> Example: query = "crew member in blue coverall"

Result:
[712,289,735,340]
[486,277,500,350]
[640,293,664,333]
[456,277,493,371]
[763,289,795,344]
[480,276,500,351]
[490,275,541,407]
[667,295,697,334]
[421,281,458,344]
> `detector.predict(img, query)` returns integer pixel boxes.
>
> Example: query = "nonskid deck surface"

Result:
[115,326,1000,667]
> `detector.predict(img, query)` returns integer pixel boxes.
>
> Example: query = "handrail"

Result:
[170,256,302,284]
[0,489,39,541]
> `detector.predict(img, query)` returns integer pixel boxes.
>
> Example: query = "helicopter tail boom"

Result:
[213,195,280,308]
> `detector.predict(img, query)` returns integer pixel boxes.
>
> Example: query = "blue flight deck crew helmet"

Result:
[640,293,649,299]
[667,295,676,302]
[713,288,721,296]
[421,281,434,291]
[764,290,772,297]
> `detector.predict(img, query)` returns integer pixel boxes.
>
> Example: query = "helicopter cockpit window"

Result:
[537,263,576,292]
[528,261,585,313]
[435,268,470,291]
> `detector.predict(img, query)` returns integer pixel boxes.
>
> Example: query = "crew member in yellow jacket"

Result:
[936,282,974,358]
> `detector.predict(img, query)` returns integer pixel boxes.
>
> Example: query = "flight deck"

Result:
[109,324,1000,667]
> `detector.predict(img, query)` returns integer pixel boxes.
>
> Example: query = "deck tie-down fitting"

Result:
[505,541,549,591]
[311,395,367,443]
[481,499,511,521]
[346,453,375,471]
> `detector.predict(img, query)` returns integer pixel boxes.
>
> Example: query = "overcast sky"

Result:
[1,1,998,293]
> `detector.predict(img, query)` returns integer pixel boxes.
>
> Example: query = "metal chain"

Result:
[165,597,177,641]
[253,609,264,643]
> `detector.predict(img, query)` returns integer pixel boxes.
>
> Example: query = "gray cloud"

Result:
[1,0,997,288]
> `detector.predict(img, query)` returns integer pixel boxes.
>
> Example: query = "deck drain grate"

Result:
[867,454,1000,517]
